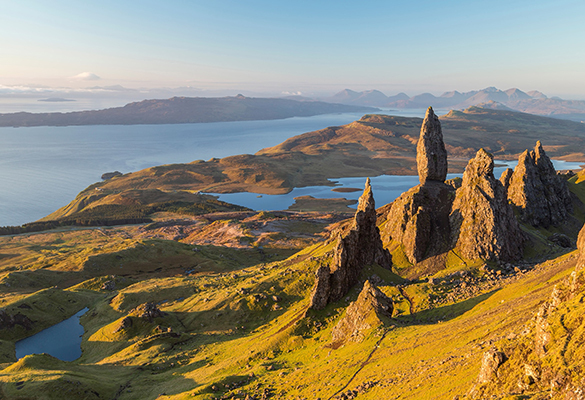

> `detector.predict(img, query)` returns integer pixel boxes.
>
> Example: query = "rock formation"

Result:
[130,302,165,322]
[477,349,508,384]
[382,181,454,263]
[416,107,448,184]
[507,141,573,227]
[450,149,524,261]
[309,179,392,310]
[331,280,393,344]
[499,167,513,192]
[382,107,454,264]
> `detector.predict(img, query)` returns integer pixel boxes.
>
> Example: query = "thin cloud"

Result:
[71,72,101,81]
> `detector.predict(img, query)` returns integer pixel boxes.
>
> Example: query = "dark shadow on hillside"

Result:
[396,289,500,326]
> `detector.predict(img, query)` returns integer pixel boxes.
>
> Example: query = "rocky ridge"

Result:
[309,179,392,310]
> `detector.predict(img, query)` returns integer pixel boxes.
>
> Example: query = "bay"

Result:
[0,108,438,226]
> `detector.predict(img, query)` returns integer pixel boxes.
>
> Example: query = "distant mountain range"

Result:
[322,87,585,122]
[0,95,376,127]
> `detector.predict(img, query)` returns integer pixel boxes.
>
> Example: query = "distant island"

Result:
[323,87,585,122]
[37,97,76,102]
[0,95,376,127]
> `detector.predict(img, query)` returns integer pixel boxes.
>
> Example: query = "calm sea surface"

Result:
[0,108,440,226]
[3,107,579,227]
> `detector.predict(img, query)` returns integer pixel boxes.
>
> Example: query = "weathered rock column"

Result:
[417,107,448,184]
[309,179,391,310]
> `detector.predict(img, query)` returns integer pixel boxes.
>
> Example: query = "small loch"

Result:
[15,307,88,362]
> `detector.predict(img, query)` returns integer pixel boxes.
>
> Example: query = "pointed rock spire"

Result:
[416,107,448,184]
[450,148,524,261]
[309,179,391,310]
[507,141,572,227]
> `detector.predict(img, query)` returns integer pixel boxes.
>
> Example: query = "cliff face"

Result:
[450,149,524,261]
[507,141,573,227]
[309,179,392,310]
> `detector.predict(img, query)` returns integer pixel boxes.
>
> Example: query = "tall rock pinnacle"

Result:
[450,148,524,261]
[309,179,391,310]
[416,107,448,184]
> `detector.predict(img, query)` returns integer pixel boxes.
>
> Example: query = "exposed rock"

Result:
[381,109,454,264]
[547,233,572,248]
[0,309,34,330]
[382,181,454,263]
[507,141,573,227]
[130,302,165,322]
[499,167,513,191]
[101,171,123,180]
[450,148,524,261]
[416,107,448,184]
[477,349,508,384]
[331,281,392,344]
[113,316,133,333]
[101,280,116,291]
[309,179,391,310]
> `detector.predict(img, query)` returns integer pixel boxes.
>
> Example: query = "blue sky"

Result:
[2,0,585,97]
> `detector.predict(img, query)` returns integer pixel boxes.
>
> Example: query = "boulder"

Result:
[477,349,508,384]
[331,280,393,344]
[507,141,572,227]
[450,148,524,261]
[309,179,391,310]
[417,107,448,184]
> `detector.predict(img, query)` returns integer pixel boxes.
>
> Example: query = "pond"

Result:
[15,307,88,362]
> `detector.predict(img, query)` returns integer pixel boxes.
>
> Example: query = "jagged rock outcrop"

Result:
[499,167,513,192]
[130,302,165,322]
[417,107,448,184]
[507,141,573,227]
[331,280,393,344]
[309,179,391,310]
[382,181,454,263]
[450,148,524,261]
[477,349,508,384]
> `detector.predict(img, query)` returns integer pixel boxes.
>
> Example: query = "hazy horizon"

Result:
[3,1,585,101]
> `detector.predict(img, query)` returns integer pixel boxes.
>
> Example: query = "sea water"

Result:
[0,109,439,226]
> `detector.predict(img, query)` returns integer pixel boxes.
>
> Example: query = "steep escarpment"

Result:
[309,179,392,310]
[450,148,524,261]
